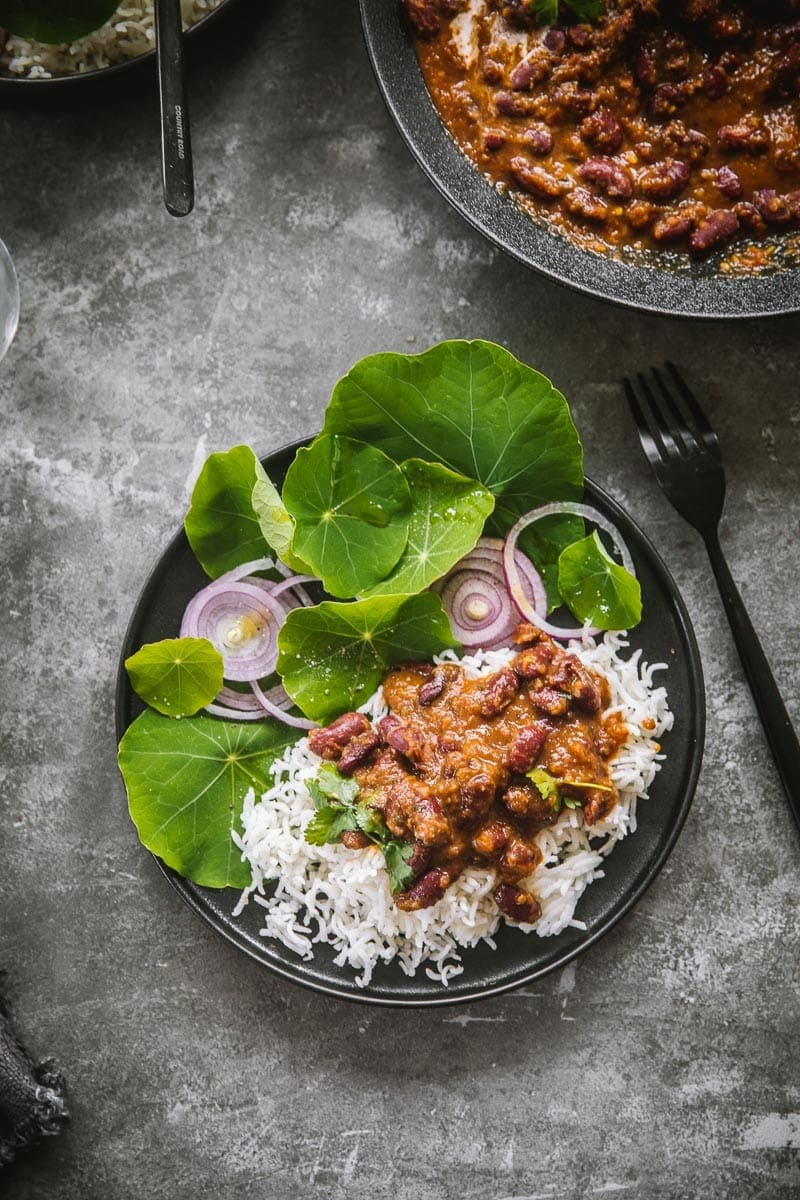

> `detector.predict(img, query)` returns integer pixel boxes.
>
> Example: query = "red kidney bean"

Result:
[501,837,541,879]
[703,65,728,98]
[418,667,447,706]
[337,730,380,775]
[409,791,449,846]
[481,56,504,84]
[395,868,449,912]
[341,829,371,850]
[634,45,658,88]
[406,842,431,879]
[717,121,770,153]
[689,209,740,254]
[752,189,792,224]
[637,158,690,200]
[564,187,609,222]
[543,28,565,55]
[514,642,555,679]
[494,883,541,925]
[580,108,623,153]
[649,82,685,118]
[308,712,370,760]
[529,687,570,717]
[477,666,520,717]
[378,715,425,763]
[484,130,506,153]
[496,90,534,118]
[578,156,634,198]
[523,125,554,156]
[509,157,564,199]
[714,165,743,198]
[472,821,509,857]
[510,59,535,90]
[653,213,693,242]
[508,722,552,772]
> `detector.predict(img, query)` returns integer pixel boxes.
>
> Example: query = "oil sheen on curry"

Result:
[405,0,800,260]
[308,624,628,926]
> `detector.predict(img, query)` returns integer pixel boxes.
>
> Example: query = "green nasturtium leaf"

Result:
[124,637,224,718]
[185,445,273,579]
[360,459,495,598]
[557,530,642,630]
[251,467,311,575]
[0,0,119,41]
[118,710,298,889]
[281,435,412,598]
[322,339,584,604]
[277,592,459,723]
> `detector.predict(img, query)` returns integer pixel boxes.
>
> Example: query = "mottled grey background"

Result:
[1,2,799,1197]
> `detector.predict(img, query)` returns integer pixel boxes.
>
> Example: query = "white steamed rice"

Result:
[2,0,222,79]
[232,632,673,987]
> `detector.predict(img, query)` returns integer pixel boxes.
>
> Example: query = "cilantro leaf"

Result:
[562,795,582,810]
[310,762,360,805]
[304,804,359,846]
[527,767,561,805]
[527,0,602,24]
[355,801,388,839]
[382,840,417,894]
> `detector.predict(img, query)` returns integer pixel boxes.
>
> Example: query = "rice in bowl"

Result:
[232,632,672,988]
[1,0,223,79]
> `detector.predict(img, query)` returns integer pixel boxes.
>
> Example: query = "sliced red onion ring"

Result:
[215,685,263,712]
[180,580,286,682]
[502,502,636,641]
[251,680,316,730]
[204,702,268,722]
[216,556,276,585]
[434,537,546,649]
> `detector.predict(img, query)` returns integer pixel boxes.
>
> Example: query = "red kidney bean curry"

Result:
[404,0,800,260]
[308,625,628,925]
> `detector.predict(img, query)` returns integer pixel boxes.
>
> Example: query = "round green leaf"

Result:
[558,531,642,630]
[361,459,494,597]
[124,637,224,718]
[323,339,584,605]
[0,1,119,41]
[118,710,298,889]
[281,435,412,598]
[277,592,459,723]
[185,445,273,579]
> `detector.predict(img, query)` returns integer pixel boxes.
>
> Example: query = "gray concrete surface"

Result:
[1,2,799,1197]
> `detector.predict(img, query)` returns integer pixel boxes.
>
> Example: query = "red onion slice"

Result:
[434,537,546,649]
[502,502,636,640]
[204,702,269,722]
[216,556,276,584]
[180,580,286,682]
[250,680,316,730]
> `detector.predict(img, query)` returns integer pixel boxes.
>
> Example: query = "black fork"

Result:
[625,363,800,836]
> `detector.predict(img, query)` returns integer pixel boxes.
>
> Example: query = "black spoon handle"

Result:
[155,0,194,217]
[705,532,800,834]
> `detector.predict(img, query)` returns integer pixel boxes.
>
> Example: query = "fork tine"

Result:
[635,370,684,461]
[664,361,720,452]
[623,376,666,470]
[651,365,698,456]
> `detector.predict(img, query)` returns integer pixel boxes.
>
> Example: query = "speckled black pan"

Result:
[116,438,705,1007]
[359,0,800,320]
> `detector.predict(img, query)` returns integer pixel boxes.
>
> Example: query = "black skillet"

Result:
[358,0,800,320]
[116,438,706,1008]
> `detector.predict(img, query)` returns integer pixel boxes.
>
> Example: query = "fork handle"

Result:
[704,533,800,834]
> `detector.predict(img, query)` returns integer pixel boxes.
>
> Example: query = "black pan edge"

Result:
[358,0,800,321]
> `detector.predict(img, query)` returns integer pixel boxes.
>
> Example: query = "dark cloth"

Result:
[0,979,68,1167]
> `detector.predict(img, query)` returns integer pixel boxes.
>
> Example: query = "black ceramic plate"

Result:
[0,0,246,101]
[359,0,800,320]
[116,438,705,1006]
